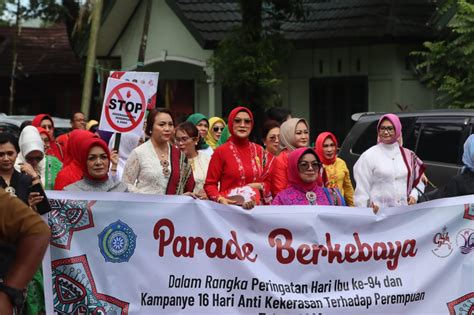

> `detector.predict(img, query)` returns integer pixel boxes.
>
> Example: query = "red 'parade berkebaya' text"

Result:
[153,219,417,270]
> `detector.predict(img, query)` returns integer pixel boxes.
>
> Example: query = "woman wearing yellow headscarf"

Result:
[205,117,226,150]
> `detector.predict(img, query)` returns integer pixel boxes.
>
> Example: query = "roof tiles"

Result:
[0,23,81,76]
[169,0,437,47]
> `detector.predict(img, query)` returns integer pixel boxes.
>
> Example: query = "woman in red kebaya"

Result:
[204,106,272,209]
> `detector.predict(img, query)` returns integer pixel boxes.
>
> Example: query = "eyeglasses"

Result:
[379,126,395,133]
[213,127,224,132]
[174,136,191,144]
[233,118,252,125]
[298,161,321,172]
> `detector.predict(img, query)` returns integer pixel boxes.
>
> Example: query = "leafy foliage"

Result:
[0,0,67,25]
[413,0,474,108]
[209,0,304,111]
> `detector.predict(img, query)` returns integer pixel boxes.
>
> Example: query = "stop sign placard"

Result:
[99,78,147,135]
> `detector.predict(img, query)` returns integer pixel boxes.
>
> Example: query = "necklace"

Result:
[306,191,317,205]
[154,142,170,177]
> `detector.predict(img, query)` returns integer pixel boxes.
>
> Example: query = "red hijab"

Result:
[288,148,321,191]
[54,130,97,190]
[79,137,110,182]
[36,127,52,142]
[63,130,96,166]
[315,132,338,165]
[227,106,254,146]
[32,114,54,129]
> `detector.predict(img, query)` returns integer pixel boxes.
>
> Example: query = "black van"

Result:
[339,110,474,191]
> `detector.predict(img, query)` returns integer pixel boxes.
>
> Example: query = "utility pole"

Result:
[80,0,103,119]
[137,0,152,69]
[8,0,21,115]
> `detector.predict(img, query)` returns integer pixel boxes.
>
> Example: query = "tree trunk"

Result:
[240,0,262,38]
[238,0,264,142]
[80,0,103,119]
[137,0,153,69]
[8,0,21,115]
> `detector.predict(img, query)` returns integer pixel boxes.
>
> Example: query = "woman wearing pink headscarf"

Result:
[353,114,425,212]
[272,148,345,206]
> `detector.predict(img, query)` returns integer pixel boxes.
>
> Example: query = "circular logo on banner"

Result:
[98,220,137,263]
[104,82,146,132]
[456,228,474,255]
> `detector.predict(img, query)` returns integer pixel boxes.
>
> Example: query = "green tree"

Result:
[413,0,474,108]
[0,0,67,25]
[209,0,304,128]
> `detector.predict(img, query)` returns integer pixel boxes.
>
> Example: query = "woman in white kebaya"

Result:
[354,114,425,213]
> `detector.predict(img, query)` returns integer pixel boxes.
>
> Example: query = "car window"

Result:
[415,123,466,165]
[352,117,416,154]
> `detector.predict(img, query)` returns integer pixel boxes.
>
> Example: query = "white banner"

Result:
[43,193,474,314]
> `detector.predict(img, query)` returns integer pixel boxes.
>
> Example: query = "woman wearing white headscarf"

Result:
[15,126,62,190]
[354,114,425,212]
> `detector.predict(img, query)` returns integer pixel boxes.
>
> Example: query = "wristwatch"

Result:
[0,281,26,311]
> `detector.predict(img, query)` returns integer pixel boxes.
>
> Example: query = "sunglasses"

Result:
[213,127,224,132]
[298,161,321,172]
[234,118,252,125]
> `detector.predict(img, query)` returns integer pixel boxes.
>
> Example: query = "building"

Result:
[0,24,82,116]
[93,0,438,139]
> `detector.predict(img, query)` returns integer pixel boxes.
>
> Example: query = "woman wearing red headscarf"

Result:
[64,137,128,192]
[54,130,97,190]
[31,114,64,161]
[204,106,272,209]
[354,114,425,212]
[315,132,354,206]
